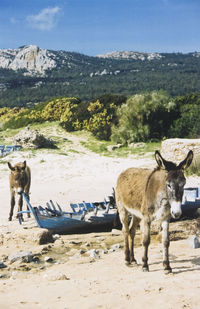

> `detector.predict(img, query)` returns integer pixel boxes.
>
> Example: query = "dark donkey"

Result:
[115,150,193,273]
[8,161,31,221]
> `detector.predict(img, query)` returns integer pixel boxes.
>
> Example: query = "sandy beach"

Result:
[0,133,200,309]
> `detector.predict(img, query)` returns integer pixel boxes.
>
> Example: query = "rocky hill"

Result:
[0,46,167,75]
[1,45,200,107]
[97,50,163,60]
[0,45,57,74]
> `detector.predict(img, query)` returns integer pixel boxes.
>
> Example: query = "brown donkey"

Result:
[116,150,193,273]
[8,161,31,221]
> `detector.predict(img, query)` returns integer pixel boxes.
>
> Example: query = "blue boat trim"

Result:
[18,192,117,234]
[0,144,22,157]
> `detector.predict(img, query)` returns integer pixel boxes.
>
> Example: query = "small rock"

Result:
[88,249,100,259]
[128,142,145,149]
[85,242,91,247]
[32,256,41,263]
[187,235,200,249]
[107,144,122,152]
[98,237,105,241]
[13,127,56,149]
[52,234,60,240]
[70,240,82,245]
[44,256,54,263]
[41,246,50,253]
[8,251,33,263]
[100,249,108,255]
[69,253,81,260]
[79,249,86,255]
[111,243,121,251]
[43,271,70,281]
[0,261,7,269]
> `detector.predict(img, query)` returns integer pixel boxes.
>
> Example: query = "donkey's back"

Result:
[116,167,152,217]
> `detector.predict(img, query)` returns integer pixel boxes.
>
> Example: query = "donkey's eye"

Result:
[167,184,172,190]
[179,181,186,187]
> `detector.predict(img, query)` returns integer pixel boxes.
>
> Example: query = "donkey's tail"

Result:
[113,210,122,230]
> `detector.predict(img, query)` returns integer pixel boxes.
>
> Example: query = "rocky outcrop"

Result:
[13,127,56,149]
[161,138,200,163]
[0,45,56,74]
[97,51,163,61]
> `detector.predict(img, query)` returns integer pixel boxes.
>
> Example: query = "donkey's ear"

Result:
[155,150,164,168]
[178,150,193,170]
[8,162,14,171]
[22,161,26,169]
[155,150,176,171]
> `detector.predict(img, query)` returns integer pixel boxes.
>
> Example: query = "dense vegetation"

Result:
[1,52,200,107]
[0,92,200,144]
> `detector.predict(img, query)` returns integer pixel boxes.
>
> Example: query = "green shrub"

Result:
[83,100,117,140]
[169,104,200,138]
[111,91,175,144]
[2,97,82,130]
[59,99,82,131]
[186,154,200,176]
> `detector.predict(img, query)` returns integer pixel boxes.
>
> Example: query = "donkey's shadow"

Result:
[149,256,200,274]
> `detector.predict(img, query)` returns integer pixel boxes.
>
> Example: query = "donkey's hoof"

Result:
[164,268,172,275]
[130,258,138,265]
[8,217,12,221]
[142,266,149,272]
[125,260,131,266]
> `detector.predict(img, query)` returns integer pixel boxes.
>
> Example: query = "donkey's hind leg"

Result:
[129,216,140,264]
[118,207,131,265]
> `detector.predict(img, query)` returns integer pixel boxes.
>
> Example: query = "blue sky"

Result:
[0,0,199,55]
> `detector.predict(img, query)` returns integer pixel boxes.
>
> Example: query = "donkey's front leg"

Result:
[161,220,172,274]
[141,217,151,271]
[17,194,24,221]
[8,192,15,221]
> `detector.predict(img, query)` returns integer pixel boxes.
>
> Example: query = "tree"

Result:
[111,91,175,144]
[169,103,200,138]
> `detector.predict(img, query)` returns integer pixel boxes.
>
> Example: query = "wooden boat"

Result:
[18,192,117,234]
[0,144,22,157]
[180,187,200,219]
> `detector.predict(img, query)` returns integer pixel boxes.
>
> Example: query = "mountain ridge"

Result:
[1,45,200,107]
[1,45,200,75]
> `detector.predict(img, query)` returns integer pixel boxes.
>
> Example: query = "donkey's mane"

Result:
[145,167,159,193]
[144,161,178,193]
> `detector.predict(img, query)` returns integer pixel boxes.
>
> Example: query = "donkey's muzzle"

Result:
[171,210,182,219]
[170,201,182,219]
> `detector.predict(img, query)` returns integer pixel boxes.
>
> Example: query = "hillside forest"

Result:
[1,51,200,108]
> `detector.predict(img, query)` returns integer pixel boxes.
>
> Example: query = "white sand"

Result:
[0,144,200,309]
